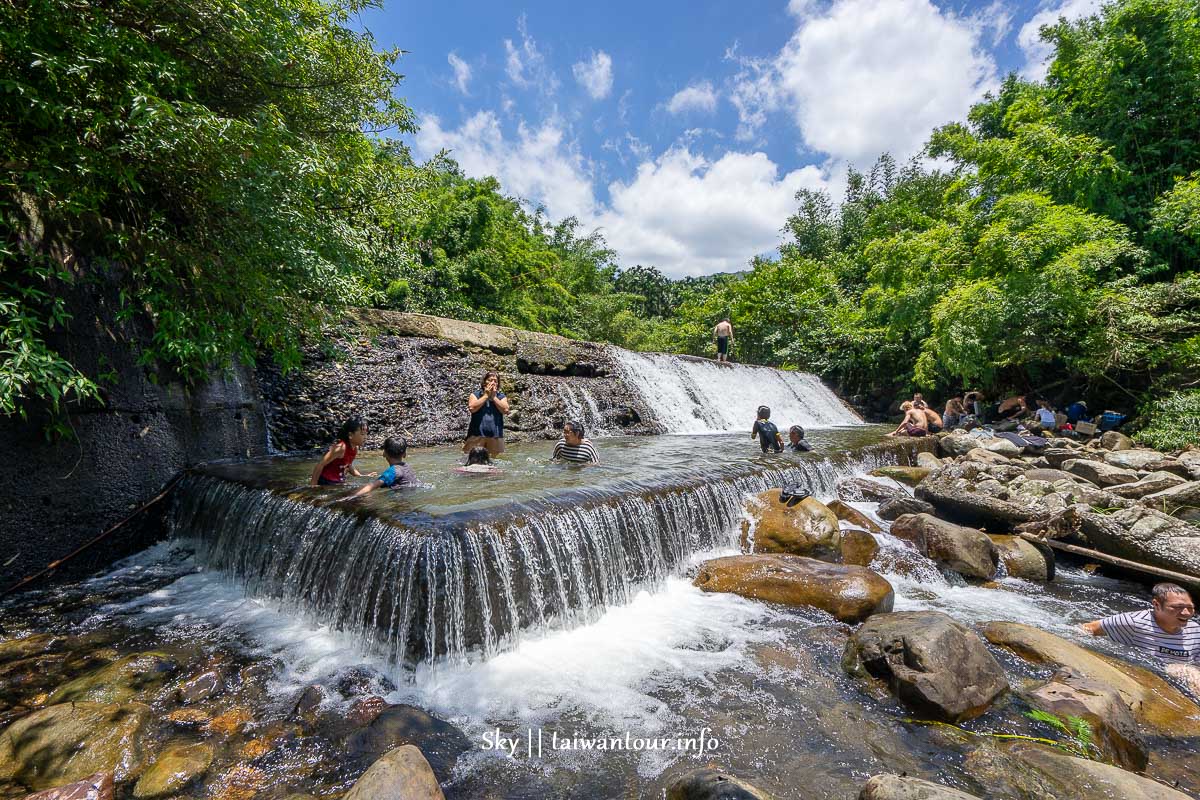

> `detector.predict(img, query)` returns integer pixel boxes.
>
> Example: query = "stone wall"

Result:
[258,310,660,452]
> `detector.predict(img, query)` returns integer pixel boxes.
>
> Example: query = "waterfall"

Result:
[554,383,608,437]
[614,351,861,433]
[173,448,897,667]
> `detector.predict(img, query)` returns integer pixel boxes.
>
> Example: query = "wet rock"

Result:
[291,684,325,722]
[837,478,907,504]
[876,496,934,521]
[981,621,1200,736]
[22,772,114,800]
[166,708,210,729]
[987,535,1054,581]
[859,774,980,799]
[1099,431,1135,451]
[1062,458,1138,487]
[915,451,943,470]
[1075,506,1200,578]
[204,707,252,737]
[347,695,389,727]
[970,740,1191,800]
[1103,449,1169,471]
[177,669,224,704]
[1109,470,1187,499]
[827,500,881,532]
[694,554,894,623]
[132,742,213,799]
[844,611,1008,722]
[46,652,175,705]
[347,704,471,782]
[840,529,880,567]
[1141,480,1200,523]
[741,491,839,557]
[0,702,151,790]
[0,633,64,665]
[1026,668,1146,772]
[343,745,445,800]
[869,466,930,486]
[890,514,999,580]
[667,766,774,800]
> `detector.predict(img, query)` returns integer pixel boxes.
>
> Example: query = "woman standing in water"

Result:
[464,371,510,458]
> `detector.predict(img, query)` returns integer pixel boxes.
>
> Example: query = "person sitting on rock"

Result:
[552,420,599,464]
[915,400,942,433]
[887,401,928,437]
[1082,583,1200,697]
[349,437,418,496]
[1033,399,1057,433]
[455,446,498,474]
[786,425,812,452]
[751,406,783,453]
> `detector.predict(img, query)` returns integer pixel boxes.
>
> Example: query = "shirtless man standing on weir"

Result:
[713,319,733,363]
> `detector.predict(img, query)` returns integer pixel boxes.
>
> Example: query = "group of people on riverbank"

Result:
[888,391,1127,439]
[308,370,599,495]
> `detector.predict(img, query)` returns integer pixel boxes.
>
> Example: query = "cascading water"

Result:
[173,446,897,667]
[553,382,608,436]
[614,350,861,433]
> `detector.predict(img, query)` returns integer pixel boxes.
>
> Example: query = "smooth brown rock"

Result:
[46,652,175,705]
[870,466,930,486]
[667,766,774,800]
[0,702,150,790]
[987,535,1054,581]
[132,743,213,799]
[177,669,223,704]
[1099,431,1135,451]
[981,621,1200,736]
[840,529,880,567]
[1026,668,1146,772]
[844,611,1008,722]
[890,514,998,579]
[346,704,471,783]
[859,774,980,799]
[972,741,1192,800]
[828,500,881,532]
[343,746,445,800]
[694,554,894,623]
[741,491,839,556]
[915,451,943,470]
[876,495,934,521]
[22,773,114,800]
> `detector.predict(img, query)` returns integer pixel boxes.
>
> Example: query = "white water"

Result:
[615,350,861,433]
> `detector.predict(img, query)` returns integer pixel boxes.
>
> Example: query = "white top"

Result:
[1036,408,1056,427]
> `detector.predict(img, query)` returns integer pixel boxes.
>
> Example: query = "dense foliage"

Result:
[2,0,1198,442]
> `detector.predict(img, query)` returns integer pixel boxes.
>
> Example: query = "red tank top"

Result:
[319,443,357,483]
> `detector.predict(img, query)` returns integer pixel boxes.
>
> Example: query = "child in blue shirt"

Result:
[350,437,417,497]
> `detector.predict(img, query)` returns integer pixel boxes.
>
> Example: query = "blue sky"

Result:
[357,0,1102,276]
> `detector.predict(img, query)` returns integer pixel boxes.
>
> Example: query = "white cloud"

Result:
[414,111,597,221]
[1017,0,1103,80]
[572,51,614,100]
[973,0,1015,47]
[665,82,719,115]
[447,52,471,94]
[725,52,783,142]
[504,16,559,94]
[774,0,997,164]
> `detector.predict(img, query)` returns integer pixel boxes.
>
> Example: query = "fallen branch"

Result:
[1016,532,1199,585]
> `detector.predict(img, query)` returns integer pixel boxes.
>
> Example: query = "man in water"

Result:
[552,420,599,463]
[786,425,812,452]
[1082,583,1200,697]
[713,319,733,363]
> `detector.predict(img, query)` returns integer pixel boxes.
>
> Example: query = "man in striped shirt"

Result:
[1083,582,1199,697]
[552,420,599,464]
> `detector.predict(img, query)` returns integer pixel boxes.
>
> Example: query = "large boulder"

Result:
[46,652,176,705]
[1075,506,1200,580]
[1023,467,1092,485]
[1041,447,1084,469]
[859,775,980,799]
[915,451,944,470]
[0,702,151,790]
[876,495,935,521]
[844,611,1008,722]
[988,535,1054,581]
[343,746,445,800]
[1026,668,1147,772]
[694,554,894,623]
[1100,431,1135,451]
[1179,450,1200,480]
[346,705,471,782]
[827,500,881,532]
[1104,449,1171,471]
[870,466,930,486]
[940,431,1020,458]
[1141,481,1200,523]
[132,743,213,799]
[666,767,774,800]
[963,448,1012,466]
[1109,471,1188,499]
[890,514,999,580]
[741,491,839,556]
[967,741,1192,800]
[838,478,907,504]
[1062,458,1138,487]
[915,466,1048,532]
[981,621,1200,736]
